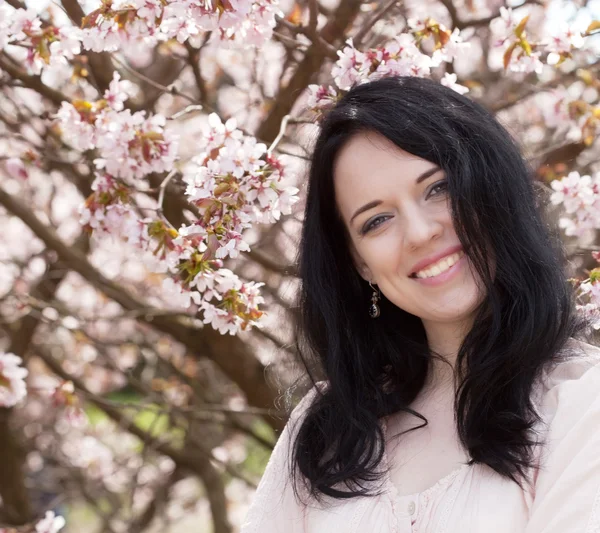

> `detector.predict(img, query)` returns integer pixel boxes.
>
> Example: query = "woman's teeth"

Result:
[414,251,464,279]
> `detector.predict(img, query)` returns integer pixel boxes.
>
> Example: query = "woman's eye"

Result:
[427,180,448,199]
[362,215,390,234]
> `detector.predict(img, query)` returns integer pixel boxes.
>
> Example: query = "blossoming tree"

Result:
[0,0,598,531]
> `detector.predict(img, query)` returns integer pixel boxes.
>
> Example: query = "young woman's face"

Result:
[333,131,484,327]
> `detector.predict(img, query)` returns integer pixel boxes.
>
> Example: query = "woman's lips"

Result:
[410,253,466,287]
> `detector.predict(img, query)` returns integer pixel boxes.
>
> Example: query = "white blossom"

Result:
[35,511,66,533]
[0,352,28,407]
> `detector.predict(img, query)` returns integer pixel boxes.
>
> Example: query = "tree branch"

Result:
[33,345,256,488]
[257,0,363,142]
[353,0,401,47]
[0,54,68,106]
[0,188,285,431]
[60,0,116,93]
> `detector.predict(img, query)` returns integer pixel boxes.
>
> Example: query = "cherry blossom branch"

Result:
[184,40,209,104]
[489,58,600,112]
[111,56,200,106]
[353,0,401,47]
[3,0,26,9]
[438,0,544,29]
[258,0,364,142]
[157,169,178,221]
[0,233,89,527]
[267,114,292,155]
[59,0,116,92]
[0,188,285,431]
[0,54,68,106]
[33,345,258,489]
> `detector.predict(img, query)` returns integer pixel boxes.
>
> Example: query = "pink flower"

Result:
[490,7,520,46]
[35,511,65,533]
[440,73,469,95]
[551,172,600,237]
[104,72,135,111]
[0,352,28,408]
[5,157,29,180]
[331,39,370,90]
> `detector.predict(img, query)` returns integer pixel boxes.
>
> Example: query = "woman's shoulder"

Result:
[535,337,600,421]
[286,380,329,423]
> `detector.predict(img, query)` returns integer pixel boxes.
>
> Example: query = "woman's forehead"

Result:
[333,132,438,212]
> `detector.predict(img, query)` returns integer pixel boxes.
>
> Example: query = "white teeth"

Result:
[415,251,464,279]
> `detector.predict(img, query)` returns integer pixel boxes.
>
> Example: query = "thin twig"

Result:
[267,114,292,155]
[158,169,178,213]
[170,104,204,120]
[112,56,200,105]
[354,0,400,46]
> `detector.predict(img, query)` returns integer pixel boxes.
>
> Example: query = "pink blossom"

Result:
[376,35,431,78]
[306,84,339,111]
[509,51,544,74]
[0,352,28,408]
[49,26,82,61]
[54,102,96,151]
[331,39,370,90]
[431,28,471,65]
[544,25,585,55]
[490,6,520,46]
[79,0,282,52]
[35,511,65,533]
[8,8,42,42]
[104,72,136,111]
[4,157,29,180]
[440,72,469,95]
[181,112,298,260]
[551,172,600,237]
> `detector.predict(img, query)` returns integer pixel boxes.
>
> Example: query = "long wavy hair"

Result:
[291,75,588,502]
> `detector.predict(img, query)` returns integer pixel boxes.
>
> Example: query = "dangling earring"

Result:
[368,281,380,318]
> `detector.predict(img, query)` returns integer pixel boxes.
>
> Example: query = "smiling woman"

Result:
[240,76,600,533]
[334,133,483,336]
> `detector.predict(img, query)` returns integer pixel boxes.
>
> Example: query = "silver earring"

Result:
[368,281,380,318]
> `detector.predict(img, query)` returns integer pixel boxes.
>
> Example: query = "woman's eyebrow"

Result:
[350,200,382,224]
[415,166,441,184]
[349,166,441,224]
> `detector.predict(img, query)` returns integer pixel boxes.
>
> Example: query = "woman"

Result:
[241,75,600,532]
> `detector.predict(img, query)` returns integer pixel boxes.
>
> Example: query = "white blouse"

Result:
[241,339,600,533]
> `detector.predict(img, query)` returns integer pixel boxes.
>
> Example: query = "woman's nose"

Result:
[403,208,443,249]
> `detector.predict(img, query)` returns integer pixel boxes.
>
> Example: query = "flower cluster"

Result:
[80,0,282,52]
[58,76,297,334]
[79,174,151,250]
[153,112,299,334]
[550,172,600,328]
[1,1,280,77]
[536,85,600,147]
[490,7,587,74]
[0,352,28,408]
[181,113,299,259]
[55,73,178,182]
[307,20,470,116]
[0,6,82,75]
[78,170,270,335]
[550,171,600,237]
